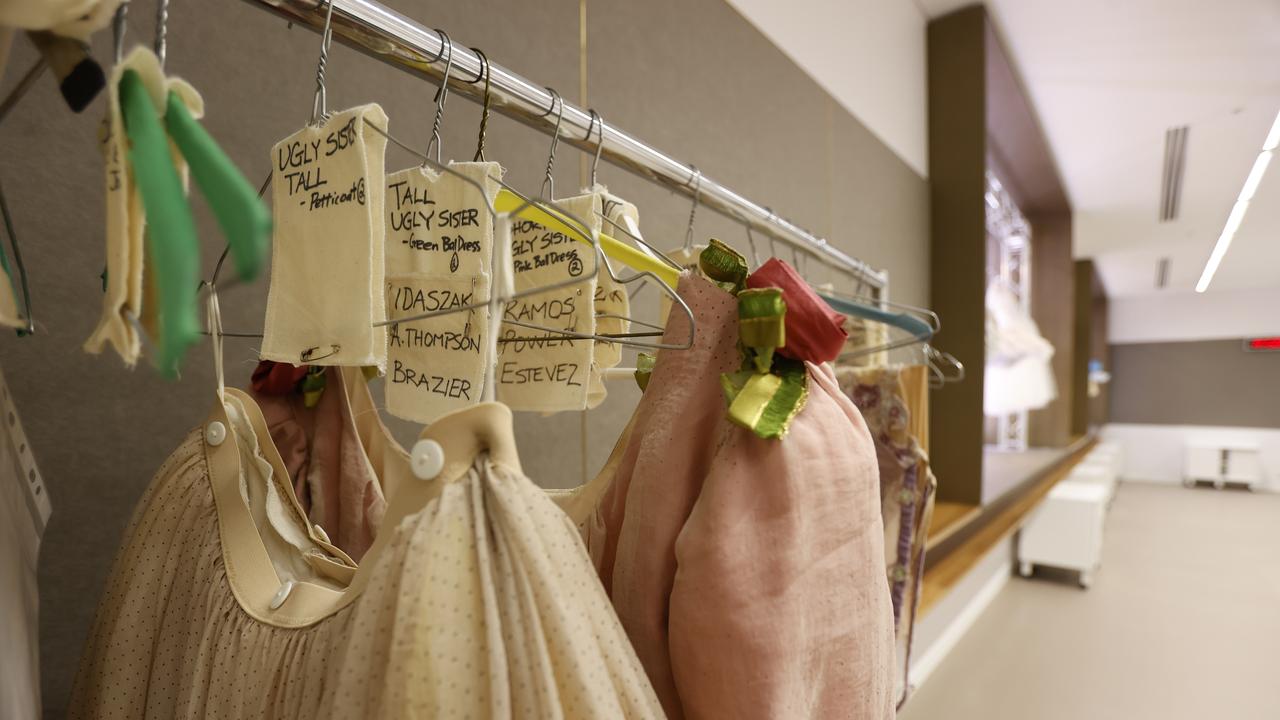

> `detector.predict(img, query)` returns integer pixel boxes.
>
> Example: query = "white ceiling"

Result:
[921,0,1280,297]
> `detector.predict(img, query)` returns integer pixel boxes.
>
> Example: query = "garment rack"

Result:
[239,0,889,292]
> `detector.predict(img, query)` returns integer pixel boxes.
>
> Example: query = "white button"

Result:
[411,439,445,480]
[312,524,331,545]
[205,421,227,447]
[270,580,295,610]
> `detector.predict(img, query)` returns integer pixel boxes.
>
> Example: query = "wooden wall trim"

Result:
[927,5,1077,501]
[928,6,989,505]
[1071,260,1094,436]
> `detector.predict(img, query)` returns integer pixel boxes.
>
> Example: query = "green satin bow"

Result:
[706,240,809,439]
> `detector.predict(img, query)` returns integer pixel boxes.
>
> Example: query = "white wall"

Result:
[1109,287,1280,345]
[1102,423,1280,491]
[725,0,928,177]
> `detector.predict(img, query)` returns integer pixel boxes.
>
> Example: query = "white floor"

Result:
[899,482,1280,720]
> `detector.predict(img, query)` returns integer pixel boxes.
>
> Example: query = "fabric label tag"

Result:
[386,274,490,422]
[496,193,599,412]
[585,191,637,407]
[261,104,388,369]
[83,48,168,362]
[383,162,500,423]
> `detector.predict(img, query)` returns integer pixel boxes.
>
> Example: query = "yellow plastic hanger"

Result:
[492,189,678,287]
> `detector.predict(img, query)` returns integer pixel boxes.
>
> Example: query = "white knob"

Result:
[410,439,445,480]
[205,421,227,447]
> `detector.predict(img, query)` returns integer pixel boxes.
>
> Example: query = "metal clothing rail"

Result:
[240,0,889,291]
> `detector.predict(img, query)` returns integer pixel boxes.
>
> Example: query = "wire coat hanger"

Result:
[540,87,565,199]
[358,119,692,351]
[423,29,453,164]
[471,47,491,162]
[682,166,701,252]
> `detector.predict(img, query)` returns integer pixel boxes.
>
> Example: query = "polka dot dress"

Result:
[68,429,665,719]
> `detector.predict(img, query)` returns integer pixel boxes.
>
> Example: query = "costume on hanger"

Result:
[69,372,664,719]
[572,262,896,719]
[836,363,936,707]
[843,315,890,367]
[984,281,1056,414]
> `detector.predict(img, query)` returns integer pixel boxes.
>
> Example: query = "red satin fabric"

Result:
[746,258,847,363]
[251,360,309,396]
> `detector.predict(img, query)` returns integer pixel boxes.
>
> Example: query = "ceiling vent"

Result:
[1160,125,1189,222]
[1155,256,1171,289]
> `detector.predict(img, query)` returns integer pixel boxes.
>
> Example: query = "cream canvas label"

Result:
[585,190,637,408]
[496,193,599,412]
[260,104,389,369]
[383,162,500,423]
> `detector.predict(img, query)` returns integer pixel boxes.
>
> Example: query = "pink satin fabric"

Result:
[250,367,386,562]
[589,273,895,719]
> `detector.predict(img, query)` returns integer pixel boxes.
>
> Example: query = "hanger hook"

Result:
[310,0,338,126]
[763,207,778,258]
[745,222,761,269]
[424,29,453,164]
[541,88,565,198]
[154,0,169,69]
[471,47,491,162]
[683,167,702,251]
[112,3,128,65]
[583,109,605,188]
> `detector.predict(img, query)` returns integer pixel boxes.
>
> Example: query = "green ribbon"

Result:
[302,367,327,408]
[699,238,749,294]
[634,352,657,391]
[721,357,809,439]
[695,240,808,440]
[738,288,785,374]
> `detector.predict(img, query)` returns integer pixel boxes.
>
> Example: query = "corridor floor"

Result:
[899,482,1280,720]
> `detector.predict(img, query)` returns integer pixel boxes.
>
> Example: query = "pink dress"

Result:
[251,367,388,562]
[587,273,896,719]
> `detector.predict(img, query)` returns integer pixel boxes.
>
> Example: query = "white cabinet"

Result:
[1184,444,1261,489]
[1018,481,1109,589]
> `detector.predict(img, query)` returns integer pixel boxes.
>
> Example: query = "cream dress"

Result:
[69,370,663,719]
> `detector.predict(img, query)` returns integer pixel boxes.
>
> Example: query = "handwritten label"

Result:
[385,274,490,423]
[382,162,501,423]
[261,104,389,369]
[384,163,497,277]
[496,193,600,412]
[585,193,638,407]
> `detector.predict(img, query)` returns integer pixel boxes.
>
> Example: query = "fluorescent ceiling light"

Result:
[1222,199,1250,238]
[1240,151,1272,201]
[1196,227,1236,293]
[1264,110,1280,151]
[1196,112,1279,293]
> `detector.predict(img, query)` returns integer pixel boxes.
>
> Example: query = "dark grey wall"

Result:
[0,2,929,715]
[1110,340,1280,428]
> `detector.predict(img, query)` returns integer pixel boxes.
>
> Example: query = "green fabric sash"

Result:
[700,240,809,439]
